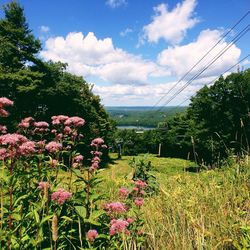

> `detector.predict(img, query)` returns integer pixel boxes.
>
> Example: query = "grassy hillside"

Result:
[106,106,186,127]
[99,154,250,249]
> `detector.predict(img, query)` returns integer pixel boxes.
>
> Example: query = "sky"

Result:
[0,0,250,106]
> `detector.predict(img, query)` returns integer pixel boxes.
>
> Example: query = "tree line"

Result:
[114,69,250,166]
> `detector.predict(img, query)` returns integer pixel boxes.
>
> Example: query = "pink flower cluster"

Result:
[74,155,84,163]
[86,229,98,242]
[18,117,34,129]
[0,133,36,159]
[18,141,36,155]
[33,121,50,134]
[134,197,144,207]
[134,180,147,188]
[45,141,62,153]
[0,125,7,134]
[51,188,72,205]
[51,115,69,125]
[104,202,127,215]
[91,138,104,146]
[110,219,131,236]
[119,187,130,199]
[72,154,84,168]
[0,97,13,117]
[64,116,85,127]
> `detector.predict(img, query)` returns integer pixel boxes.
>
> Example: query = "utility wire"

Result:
[156,24,250,112]
[165,54,250,114]
[151,10,250,109]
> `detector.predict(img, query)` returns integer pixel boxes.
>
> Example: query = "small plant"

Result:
[129,157,159,195]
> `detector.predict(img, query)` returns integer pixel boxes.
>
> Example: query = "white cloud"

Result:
[40,32,169,85]
[93,78,210,106]
[120,28,133,37]
[40,25,50,33]
[141,0,199,45]
[157,29,241,78]
[106,0,127,8]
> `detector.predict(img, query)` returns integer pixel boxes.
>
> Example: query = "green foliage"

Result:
[112,69,250,165]
[0,1,114,146]
[129,157,159,195]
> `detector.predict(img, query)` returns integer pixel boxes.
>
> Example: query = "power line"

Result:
[151,10,250,109]
[164,54,250,114]
[156,23,250,112]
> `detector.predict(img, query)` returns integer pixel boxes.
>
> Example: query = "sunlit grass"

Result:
[100,154,250,249]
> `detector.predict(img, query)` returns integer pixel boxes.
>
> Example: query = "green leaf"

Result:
[74,206,87,219]
[40,214,53,225]
[12,213,21,221]
[33,209,40,224]
[61,216,73,222]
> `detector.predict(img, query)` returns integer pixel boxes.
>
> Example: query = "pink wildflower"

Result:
[110,219,129,236]
[90,162,99,172]
[0,109,9,117]
[38,182,50,190]
[50,159,58,167]
[0,148,8,160]
[91,151,103,157]
[64,116,85,127]
[119,187,130,199]
[104,202,127,215]
[0,97,13,107]
[18,141,36,155]
[91,138,104,147]
[45,141,62,153]
[34,121,49,128]
[0,125,7,134]
[18,117,34,129]
[51,115,69,125]
[86,229,98,242]
[74,155,84,163]
[55,133,63,140]
[51,188,72,205]
[134,180,147,188]
[134,198,144,207]
[92,156,100,162]
[0,133,28,146]
[63,126,72,134]
[126,218,134,224]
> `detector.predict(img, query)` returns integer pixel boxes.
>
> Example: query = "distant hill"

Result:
[105,106,187,127]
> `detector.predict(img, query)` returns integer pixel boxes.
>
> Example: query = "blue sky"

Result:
[1,0,250,106]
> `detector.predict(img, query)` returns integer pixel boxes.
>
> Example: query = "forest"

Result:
[0,2,249,250]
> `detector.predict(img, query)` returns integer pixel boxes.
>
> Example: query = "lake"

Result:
[117,125,155,130]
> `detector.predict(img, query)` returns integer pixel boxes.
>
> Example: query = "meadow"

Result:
[100,154,250,249]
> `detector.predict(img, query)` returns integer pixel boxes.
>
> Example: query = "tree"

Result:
[0,1,114,147]
[186,69,250,163]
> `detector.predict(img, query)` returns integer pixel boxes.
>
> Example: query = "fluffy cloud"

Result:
[106,0,127,8]
[157,29,241,78]
[141,0,199,45]
[40,32,168,85]
[93,78,210,106]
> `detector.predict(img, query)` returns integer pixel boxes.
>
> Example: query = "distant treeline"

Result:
[111,69,250,165]
[106,106,187,127]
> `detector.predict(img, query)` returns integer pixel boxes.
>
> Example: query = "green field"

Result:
[99,154,250,249]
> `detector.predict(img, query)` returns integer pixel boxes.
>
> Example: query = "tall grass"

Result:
[102,155,250,249]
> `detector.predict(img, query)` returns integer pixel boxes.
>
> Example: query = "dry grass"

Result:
[101,154,250,250]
